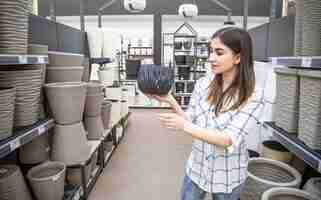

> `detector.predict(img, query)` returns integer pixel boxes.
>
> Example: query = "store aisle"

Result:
[88,109,193,200]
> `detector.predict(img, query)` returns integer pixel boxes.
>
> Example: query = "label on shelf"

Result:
[302,57,312,67]
[38,124,46,135]
[10,139,21,151]
[38,56,45,63]
[18,55,27,64]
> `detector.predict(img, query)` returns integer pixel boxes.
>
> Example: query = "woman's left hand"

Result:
[157,112,187,131]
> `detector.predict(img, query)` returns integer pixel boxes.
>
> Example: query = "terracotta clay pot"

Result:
[84,116,104,140]
[51,122,91,165]
[44,82,87,125]
[27,162,66,200]
[0,165,33,200]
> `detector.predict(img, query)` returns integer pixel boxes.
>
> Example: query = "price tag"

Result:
[10,139,21,151]
[302,57,312,67]
[38,125,46,135]
[38,56,45,63]
[18,55,27,64]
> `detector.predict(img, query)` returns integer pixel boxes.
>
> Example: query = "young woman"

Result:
[151,27,264,200]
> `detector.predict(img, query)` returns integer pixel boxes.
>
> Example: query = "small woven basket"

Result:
[261,187,319,200]
[240,158,301,200]
[298,69,321,150]
[274,67,300,134]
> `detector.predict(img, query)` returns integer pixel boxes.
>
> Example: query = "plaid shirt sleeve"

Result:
[223,89,265,153]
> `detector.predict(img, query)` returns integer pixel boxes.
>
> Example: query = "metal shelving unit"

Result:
[263,122,321,173]
[269,56,321,69]
[0,54,48,65]
[0,118,55,159]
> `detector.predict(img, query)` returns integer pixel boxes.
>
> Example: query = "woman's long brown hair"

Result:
[207,27,255,116]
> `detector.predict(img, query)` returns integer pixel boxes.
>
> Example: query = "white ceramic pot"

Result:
[97,67,119,86]
[51,122,91,165]
[46,66,84,83]
[86,28,103,58]
[121,100,129,118]
[44,82,87,125]
[104,86,122,100]
[110,100,122,127]
[27,162,66,200]
[84,116,104,140]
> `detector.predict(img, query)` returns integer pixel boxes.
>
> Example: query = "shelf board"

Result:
[0,54,48,65]
[0,118,54,159]
[90,57,112,65]
[64,185,83,200]
[263,122,321,173]
[269,56,321,69]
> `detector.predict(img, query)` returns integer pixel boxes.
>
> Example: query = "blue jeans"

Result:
[180,175,242,200]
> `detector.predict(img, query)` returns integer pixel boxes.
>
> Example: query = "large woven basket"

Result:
[261,187,318,200]
[298,70,321,150]
[274,67,300,134]
[240,158,301,200]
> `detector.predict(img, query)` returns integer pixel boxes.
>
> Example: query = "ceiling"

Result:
[39,0,279,17]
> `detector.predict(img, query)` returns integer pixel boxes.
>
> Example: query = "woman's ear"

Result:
[234,53,241,65]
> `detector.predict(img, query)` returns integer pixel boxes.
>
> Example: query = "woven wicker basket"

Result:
[298,70,321,150]
[262,140,293,164]
[240,158,301,200]
[261,187,319,200]
[274,67,300,134]
[303,178,321,198]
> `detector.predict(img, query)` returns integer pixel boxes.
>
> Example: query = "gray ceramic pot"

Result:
[46,66,84,83]
[110,100,122,127]
[19,133,50,164]
[84,94,104,117]
[0,165,32,200]
[84,116,104,140]
[27,162,66,200]
[105,86,122,100]
[101,100,112,129]
[51,122,91,165]
[261,187,318,200]
[48,52,84,67]
[44,82,87,125]
[303,178,321,198]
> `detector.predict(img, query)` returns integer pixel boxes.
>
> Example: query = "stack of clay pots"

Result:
[0,87,15,140]
[0,66,42,127]
[83,82,104,140]
[44,82,91,166]
[0,165,33,200]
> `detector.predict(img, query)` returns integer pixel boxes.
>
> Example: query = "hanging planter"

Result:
[137,64,174,95]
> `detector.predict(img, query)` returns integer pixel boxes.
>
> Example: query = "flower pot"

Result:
[240,158,301,200]
[110,100,121,127]
[0,87,15,140]
[101,100,112,129]
[84,94,104,117]
[51,122,91,165]
[46,66,84,83]
[262,187,318,200]
[27,162,66,200]
[262,140,293,164]
[48,52,84,67]
[97,67,119,86]
[121,100,129,118]
[0,165,32,200]
[84,116,104,140]
[105,86,122,100]
[137,65,174,95]
[44,82,87,125]
[19,133,50,164]
[303,178,321,198]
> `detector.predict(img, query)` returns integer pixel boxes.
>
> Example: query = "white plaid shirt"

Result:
[184,74,264,193]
